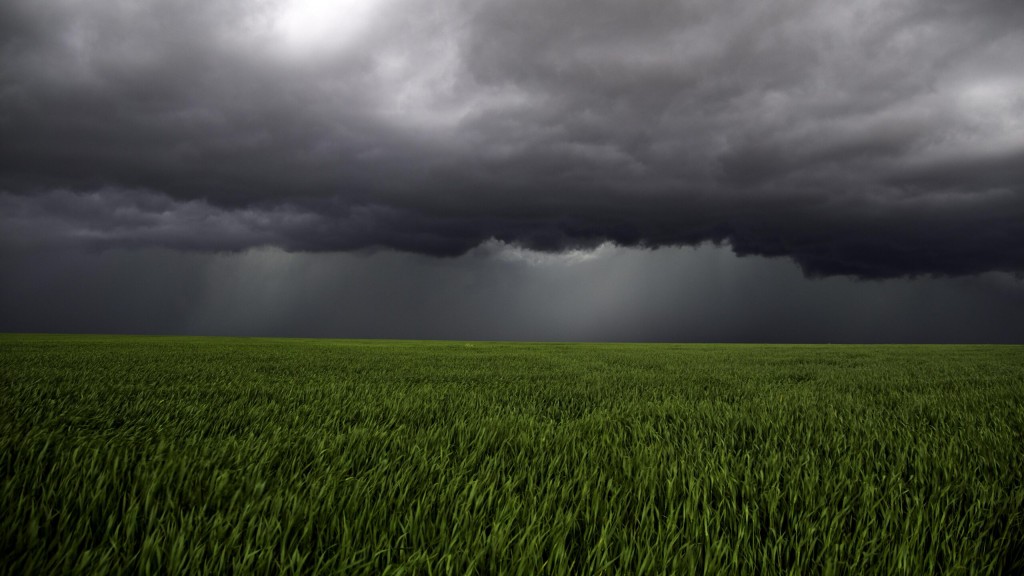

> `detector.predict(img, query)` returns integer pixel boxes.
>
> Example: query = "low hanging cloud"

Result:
[1,0,1023,278]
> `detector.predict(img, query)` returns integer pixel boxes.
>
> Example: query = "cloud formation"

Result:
[2,0,1023,277]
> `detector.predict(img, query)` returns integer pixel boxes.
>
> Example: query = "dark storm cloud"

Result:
[2,0,1023,277]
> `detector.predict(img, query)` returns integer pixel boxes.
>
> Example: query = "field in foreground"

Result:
[1,334,1022,575]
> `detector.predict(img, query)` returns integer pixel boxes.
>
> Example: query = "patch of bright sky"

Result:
[955,76,1024,136]
[479,240,619,266]
[271,0,381,56]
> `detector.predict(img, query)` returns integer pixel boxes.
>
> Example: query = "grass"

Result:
[1,333,1022,575]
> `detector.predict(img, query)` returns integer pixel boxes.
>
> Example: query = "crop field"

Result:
[1,334,1022,574]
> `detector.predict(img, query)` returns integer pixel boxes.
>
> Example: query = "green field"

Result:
[1,334,1022,574]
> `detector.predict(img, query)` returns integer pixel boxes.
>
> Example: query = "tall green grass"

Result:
[1,334,1022,574]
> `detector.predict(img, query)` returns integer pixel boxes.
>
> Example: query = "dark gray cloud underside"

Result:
[2,0,1024,279]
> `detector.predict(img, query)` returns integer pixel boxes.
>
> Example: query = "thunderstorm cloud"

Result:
[2,0,1024,278]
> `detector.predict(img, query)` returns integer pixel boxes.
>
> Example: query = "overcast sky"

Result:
[1,0,1022,342]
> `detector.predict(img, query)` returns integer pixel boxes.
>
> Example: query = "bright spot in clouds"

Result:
[483,240,618,267]
[273,0,380,55]
[958,76,1023,122]
[951,76,1024,152]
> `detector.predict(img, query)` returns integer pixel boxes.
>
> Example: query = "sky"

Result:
[1,0,1023,342]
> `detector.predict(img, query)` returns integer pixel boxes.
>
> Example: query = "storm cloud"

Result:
[2,0,1024,278]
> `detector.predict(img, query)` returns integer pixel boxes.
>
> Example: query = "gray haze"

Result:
[2,0,1024,341]
[2,243,1022,342]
